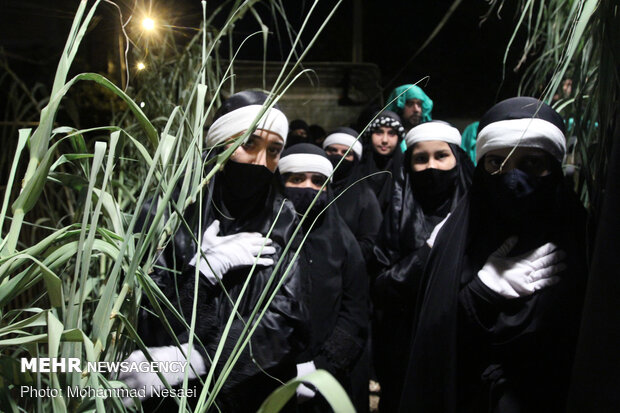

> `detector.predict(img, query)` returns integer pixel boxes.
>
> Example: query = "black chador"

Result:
[399,97,588,413]
[279,144,370,413]
[372,137,473,412]
[358,111,406,213]
[137,92,309,412]
[321,128,381,261]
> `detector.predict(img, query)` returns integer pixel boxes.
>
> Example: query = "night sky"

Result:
[0,0,527,120]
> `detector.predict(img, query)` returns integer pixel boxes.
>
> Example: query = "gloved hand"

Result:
[477,237,566,299]
[296,361,317,403]
[189,220,276,284]
[119,342,206,404]
[426,213,451,248]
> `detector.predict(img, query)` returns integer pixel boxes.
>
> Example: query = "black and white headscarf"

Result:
[364,110,406,141]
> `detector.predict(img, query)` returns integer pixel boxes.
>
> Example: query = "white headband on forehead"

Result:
[404,122,461,148]
[322,133,363,160]
[206,104,288,148]
[476,118,566,162]
[278,153,334,181]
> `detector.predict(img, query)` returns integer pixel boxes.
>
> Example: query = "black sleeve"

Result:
[458,267,583,411]
[317,236,369,374]
[197,263,308,388]
[372,244,431,311]
[139,227,309,394]
[354,189,383,260]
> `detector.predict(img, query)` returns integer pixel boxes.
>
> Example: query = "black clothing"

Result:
[399,164,587,413]
[294,189,369,413]
[358,145,404,214]
[371,144,473,412]
[138,160,309,412]
[330,159,382,261]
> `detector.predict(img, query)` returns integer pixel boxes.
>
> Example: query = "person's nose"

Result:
[427,157,438,169]
[380,132,389,143]
[252,149,268,168]
[414,103,422,114]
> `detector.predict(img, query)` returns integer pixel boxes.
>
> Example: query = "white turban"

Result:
[322,132,363,160]
[206,105,288,148]
[405,122,461,148]
[278,153,334,181]
[476,118,566,163]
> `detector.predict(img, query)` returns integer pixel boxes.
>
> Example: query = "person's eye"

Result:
[243,138,256,149]
[486,157,503,170]
[388,130,397,136]
[312,177,326,186]
[413,154,428,163]
[436,152,449,159]
[520,156,547,173]
[522,157,541,167]
[268,146,282,156]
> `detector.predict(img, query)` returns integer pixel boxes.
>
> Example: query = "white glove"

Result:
[189,220,276,284]
[477,237,566,299]
[426,213,451,248]
[119,343,206,404]
[295,361,317,402]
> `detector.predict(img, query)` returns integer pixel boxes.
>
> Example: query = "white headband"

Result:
[322,133,363,160]
[206,104,288,148]
[476,118,566,162]
[278,153,334,181]
[405,122,461,148]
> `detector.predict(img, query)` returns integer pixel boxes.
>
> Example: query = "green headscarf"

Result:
[460,121,479,165]
[386,84,433,123]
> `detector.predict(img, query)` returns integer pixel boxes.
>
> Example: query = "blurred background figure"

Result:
[287,118,310,148]
[386,84,433,132]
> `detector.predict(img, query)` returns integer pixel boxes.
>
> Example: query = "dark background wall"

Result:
[0,0,526,120]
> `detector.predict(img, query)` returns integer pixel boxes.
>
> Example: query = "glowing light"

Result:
[140,102,146,108]
[137,62,146,71]
[142,17,155,31]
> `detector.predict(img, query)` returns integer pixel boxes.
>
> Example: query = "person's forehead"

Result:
[406,98,423,104]
[291,171,323,177]
[255,128,284,144]
[412,140,450,152]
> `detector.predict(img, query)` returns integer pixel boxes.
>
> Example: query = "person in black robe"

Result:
[278,143,369,413]
[399,97,588,413]
[358,110,406,213]
[371,121,474,412]
[322,127,382,261]
[122,91,309,412]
